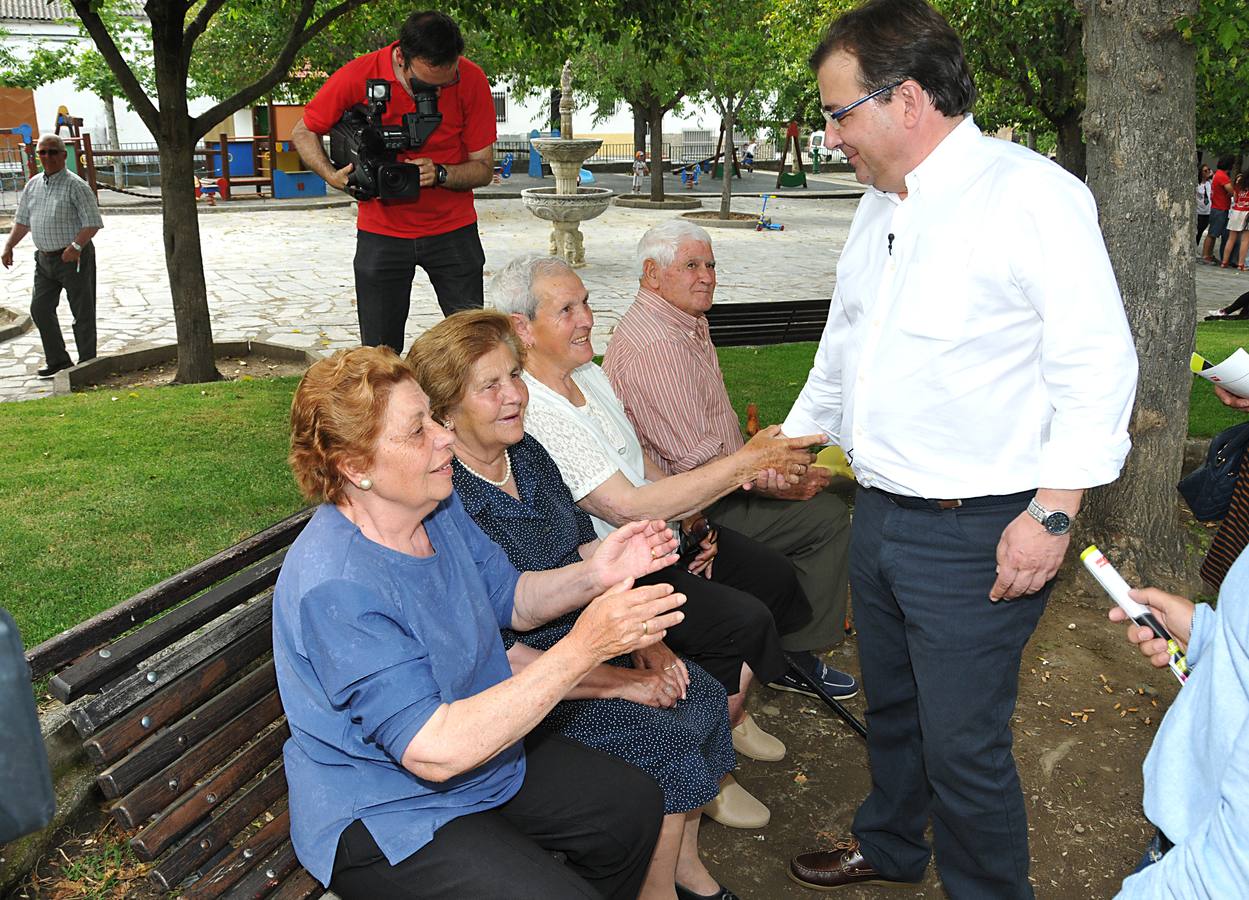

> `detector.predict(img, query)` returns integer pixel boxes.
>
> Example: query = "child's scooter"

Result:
[755,194,784,231]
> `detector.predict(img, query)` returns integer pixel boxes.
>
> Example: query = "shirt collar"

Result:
[868,114,980,203]
[43,168,67,185]
[634,286,709,338]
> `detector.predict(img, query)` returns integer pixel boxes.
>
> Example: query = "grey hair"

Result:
[37,133,66,152]
[634,220,713,279]
[488,255,578,318]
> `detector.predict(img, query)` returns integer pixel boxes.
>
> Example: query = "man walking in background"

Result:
[2,133,103,378]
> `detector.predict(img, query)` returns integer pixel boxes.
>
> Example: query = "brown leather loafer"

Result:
[788,838,918,891]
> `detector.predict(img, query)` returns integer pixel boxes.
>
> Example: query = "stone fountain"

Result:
[521,61,613,267]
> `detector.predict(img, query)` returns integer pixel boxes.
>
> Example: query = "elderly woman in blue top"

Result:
[273,346,686,900]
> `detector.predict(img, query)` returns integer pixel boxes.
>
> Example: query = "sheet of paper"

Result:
[1192,349,1249,398]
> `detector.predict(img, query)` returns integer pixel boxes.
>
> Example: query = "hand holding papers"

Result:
[1192,350,1249,399]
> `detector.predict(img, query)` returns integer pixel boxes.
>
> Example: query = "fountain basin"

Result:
[530,138,604,164]
[521,186,614,223]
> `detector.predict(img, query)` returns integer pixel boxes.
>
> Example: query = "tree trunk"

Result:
[102,90,123,187]
[648,101,666,202]
[149,6,219,384]
[1054,108,1086,181]
[549,87,561,133]
[718,106,735,218]
[632,103,647,155]
[1078,0,1198,585]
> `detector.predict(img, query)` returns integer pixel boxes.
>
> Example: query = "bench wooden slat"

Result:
[132,722,288,861]
[221,840,301,899]
[112,688,283,827]
[68,598,271,740]
[96,656,276,799]
[181,810,291,900]
[267,867,324,900]
[27,507,312,680]
[86,621,273,767]
[51,553,285,703]
[84,622,273,769]
[150,764,287,890]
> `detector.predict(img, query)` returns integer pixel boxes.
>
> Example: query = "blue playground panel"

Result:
[272,168,325,199]
[207,139,256,177]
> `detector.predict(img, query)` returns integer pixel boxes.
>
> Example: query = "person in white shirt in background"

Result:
[1196,163,1213,249]
[783,1,1138,897]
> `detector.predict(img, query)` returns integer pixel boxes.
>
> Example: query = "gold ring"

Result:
[664,663,678,671]
[651,548,658,558]
[641,620,649,636]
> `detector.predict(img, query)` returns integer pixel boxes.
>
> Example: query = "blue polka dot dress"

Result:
[455,434,735,814]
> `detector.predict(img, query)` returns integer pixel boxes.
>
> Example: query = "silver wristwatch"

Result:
[1027,498,1072,535]
[70,240,83,251]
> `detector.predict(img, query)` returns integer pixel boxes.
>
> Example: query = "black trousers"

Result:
[354,223,485,353]
[328,732,662,900]
[638,525,811,691]
[31,244,96,367]
[849,487,1049,899]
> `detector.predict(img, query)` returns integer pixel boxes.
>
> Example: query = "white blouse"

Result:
[523,363,651,540]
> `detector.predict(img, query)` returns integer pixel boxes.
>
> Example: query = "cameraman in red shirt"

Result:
[292,11,496,352]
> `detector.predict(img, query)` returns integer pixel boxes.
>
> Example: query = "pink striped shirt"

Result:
[602,288,744,475]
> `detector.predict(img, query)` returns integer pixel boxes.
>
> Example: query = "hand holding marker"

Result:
[1081,545,1189,685]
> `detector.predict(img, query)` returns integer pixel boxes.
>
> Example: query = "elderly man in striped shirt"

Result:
[603,219,857,701]
[2,133,103,378]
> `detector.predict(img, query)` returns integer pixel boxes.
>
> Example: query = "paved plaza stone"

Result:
[1,174,1245,401]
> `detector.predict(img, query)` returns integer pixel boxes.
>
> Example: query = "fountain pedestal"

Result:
[520,62,613,267]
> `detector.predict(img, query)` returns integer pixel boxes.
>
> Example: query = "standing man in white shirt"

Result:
[2,133,103,378]
[784,1,1137,897]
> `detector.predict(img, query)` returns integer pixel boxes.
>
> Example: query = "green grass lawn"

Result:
[0,380,305,647]
[2,325,1244,648]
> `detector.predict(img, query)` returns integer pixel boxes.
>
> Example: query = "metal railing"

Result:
[494,139,781,166]
[0,143,31,204]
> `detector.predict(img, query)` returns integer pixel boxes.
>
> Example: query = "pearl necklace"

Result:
[454,449,512,487]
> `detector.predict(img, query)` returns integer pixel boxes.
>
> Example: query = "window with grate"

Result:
[492,92,507,123]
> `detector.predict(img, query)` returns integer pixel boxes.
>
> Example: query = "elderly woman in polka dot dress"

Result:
[409,310,753,900]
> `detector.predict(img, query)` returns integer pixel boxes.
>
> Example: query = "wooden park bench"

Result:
[705,297,831,347]
[25,507,326,899]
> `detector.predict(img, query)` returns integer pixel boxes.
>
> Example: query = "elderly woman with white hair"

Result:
[488,254,827,828]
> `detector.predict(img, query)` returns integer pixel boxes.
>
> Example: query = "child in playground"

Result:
[632,151,649,193]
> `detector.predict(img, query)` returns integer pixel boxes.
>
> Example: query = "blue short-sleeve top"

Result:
[272,496,523,887]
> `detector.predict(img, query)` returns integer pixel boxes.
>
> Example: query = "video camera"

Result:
[329,77,442,201]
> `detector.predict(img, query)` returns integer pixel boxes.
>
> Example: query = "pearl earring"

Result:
[359,478,373,491]
[443,420,455,431]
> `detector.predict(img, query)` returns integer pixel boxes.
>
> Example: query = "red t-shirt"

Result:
[1212,169,1232,211]
[303,45,496,239]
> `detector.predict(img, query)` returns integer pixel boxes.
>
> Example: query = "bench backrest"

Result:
[705,298,831,347]
[31,508,324,899]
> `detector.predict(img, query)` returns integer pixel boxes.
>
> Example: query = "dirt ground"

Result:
[80,352,308,391]
[701,577,1182,900]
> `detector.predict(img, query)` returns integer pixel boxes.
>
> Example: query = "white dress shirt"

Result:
[783,117,1138,499]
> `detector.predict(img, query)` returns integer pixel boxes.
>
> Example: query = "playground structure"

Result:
[773,121,809,189]
[0,102,326,203]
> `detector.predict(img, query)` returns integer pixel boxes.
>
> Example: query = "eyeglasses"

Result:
[821,80,905,129]
[36,149,64,157]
